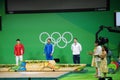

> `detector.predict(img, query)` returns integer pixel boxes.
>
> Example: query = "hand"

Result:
[50,53,53,56]
[88,51,93,55]
[21,52,23,55]
[21,50,23,55]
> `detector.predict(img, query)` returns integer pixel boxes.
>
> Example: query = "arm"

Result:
[51,44,54,54]
[51,44,54,56]
[100,51,106,58]
[21,44,24,54]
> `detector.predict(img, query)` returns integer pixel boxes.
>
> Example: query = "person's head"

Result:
[74,38,78,43]
[47,38,51,43]
[94,40,100,47]
[102,46,108,53]
[16,39,20,44]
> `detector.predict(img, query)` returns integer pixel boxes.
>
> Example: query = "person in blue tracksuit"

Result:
[44,38,54,60]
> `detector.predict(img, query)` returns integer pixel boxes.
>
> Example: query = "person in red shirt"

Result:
[14,39,24,65]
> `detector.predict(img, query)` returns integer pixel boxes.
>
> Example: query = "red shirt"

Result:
[14,43,24,56]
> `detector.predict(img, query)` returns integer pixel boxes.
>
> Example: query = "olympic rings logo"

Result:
[39,32,73,48]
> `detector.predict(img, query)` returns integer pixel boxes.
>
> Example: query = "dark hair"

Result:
[74,38,77,40]
[47,38,51,41]
[16,39,20,41]
[102,45,108,53]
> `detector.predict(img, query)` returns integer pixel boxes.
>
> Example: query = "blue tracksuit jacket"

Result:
[44,43,53,60]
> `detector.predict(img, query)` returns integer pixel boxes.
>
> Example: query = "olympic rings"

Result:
[39,32,73,48]
[57,37,68,48]
[39,32,50,44]
[51,32,62,45]
[62,32,73,43]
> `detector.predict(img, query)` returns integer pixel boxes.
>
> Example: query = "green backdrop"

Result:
[0,0,120,64]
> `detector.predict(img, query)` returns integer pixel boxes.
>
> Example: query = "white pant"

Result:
[16,55,23,65]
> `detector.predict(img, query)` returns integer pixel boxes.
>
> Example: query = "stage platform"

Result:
[0,60,86,80]
[0,72,70,80]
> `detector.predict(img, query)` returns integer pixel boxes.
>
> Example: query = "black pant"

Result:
[73,55,80,64]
